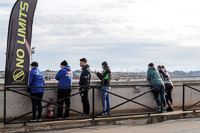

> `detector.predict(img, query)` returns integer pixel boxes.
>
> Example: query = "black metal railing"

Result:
[183,83,200,111]
[4,84,164,125]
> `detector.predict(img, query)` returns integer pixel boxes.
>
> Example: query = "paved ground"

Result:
[32,117,200,133]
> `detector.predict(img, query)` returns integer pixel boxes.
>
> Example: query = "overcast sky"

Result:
[1,0,200,72]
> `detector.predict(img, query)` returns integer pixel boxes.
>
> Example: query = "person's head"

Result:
[30,62,38,69]
[162,65,165,69]
[148,63,154,68]
[80,58,87,67]
[102,61,108,69]
[157,65,162,70]
[60,60,68,68]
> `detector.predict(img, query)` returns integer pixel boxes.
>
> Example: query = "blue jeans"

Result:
[101,87,111,113]
[153,85,166,108]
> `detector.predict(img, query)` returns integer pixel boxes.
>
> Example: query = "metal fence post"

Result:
[92,87,95,121]
[183,84,185,111]
[4,86,6,125]
[161,86,163,113]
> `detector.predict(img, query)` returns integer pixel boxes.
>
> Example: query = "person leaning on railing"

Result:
[27,62,45,122]
[147,63,167,112]
[157,65,174,111]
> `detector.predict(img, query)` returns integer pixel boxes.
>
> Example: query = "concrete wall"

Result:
[0,79,200,119]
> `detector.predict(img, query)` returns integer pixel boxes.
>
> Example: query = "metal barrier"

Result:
[183,83,200,111]
[4,85,164,125]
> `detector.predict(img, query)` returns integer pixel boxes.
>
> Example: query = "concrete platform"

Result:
[1,110,200,133]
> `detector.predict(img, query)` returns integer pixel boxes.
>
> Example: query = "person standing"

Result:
[147,63,166,112]
[55,60,73,118]
[28,62,45,122]
[79,58,91,118]
[157,65,174,111]
[94,61,111,116]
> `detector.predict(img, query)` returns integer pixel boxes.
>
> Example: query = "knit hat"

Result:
[61,60,68,66]
[102,61,108,67]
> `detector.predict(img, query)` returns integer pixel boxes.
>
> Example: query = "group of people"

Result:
[147,63,174,112]
[28,58,111,121]
[28,60,174,121]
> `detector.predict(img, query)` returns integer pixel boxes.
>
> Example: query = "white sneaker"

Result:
[30,119,37,122]
[37,119,42,122]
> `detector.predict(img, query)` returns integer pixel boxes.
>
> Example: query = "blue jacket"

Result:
[55,66,73,89]
[29,67,45,93]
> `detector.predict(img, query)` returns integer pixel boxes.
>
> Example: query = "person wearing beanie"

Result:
[28,62,45,122]
[94,61,111,116]
[157,65,174,111]
[147,63,166,112]
[79,58,91,118]
[55,60,73,118]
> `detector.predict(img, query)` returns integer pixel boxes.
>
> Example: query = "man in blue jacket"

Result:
[55,60,73,118]
[28,62,45,122]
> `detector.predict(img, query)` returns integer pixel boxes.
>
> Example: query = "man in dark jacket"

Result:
[28,62,45,122]
[79,58,91,118]
[94,61,111,115]
[55,60,73,118]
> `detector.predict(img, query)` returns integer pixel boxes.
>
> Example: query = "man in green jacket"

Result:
[147,63,166,112]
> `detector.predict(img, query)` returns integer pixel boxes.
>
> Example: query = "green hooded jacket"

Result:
[147,66,164,86]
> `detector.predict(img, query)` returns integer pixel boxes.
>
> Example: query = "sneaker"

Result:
[162,109,167,113]
[56,117,62,120]
[102,112,107,116]
[107,112,111,116]
[167,107,173,112]
[78,114,89,118]
[157,108,161,112]
[37,119,42,122]
[30,119,37,122]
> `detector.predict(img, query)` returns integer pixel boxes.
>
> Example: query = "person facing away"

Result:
[28,61,45,122]
[55,60,73,118]
[157,65,174,111]
[147,63,167,112]
[79,58,91,118]
[94,61,111,116]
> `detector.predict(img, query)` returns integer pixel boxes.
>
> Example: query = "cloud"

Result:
[1,0,200,71]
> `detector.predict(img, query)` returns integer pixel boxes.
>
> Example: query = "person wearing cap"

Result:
[94,61,111,116]
[28,62,45,122]
[55,60,73,118]
[157,65,174,111]
[79,58,91,118]
[147,63,166,112]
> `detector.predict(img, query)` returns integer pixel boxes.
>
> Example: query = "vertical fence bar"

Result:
[4,86,6,125]
[161,85,163,113]
[92,87,95,121]
[183,84,185,111]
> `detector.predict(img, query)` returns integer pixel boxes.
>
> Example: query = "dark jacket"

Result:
[55,66,73,89]
[28,67,45,93]
[79,64,91,90]
[158,68,173,85]
[97,66,111,85]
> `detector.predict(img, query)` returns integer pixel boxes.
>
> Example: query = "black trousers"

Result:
[165,83,173,104]
[80,89,90,115]
[30,93,44,120]
[57,89,71,118]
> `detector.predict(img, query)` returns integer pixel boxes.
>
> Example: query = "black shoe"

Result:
[167,107,173,112]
